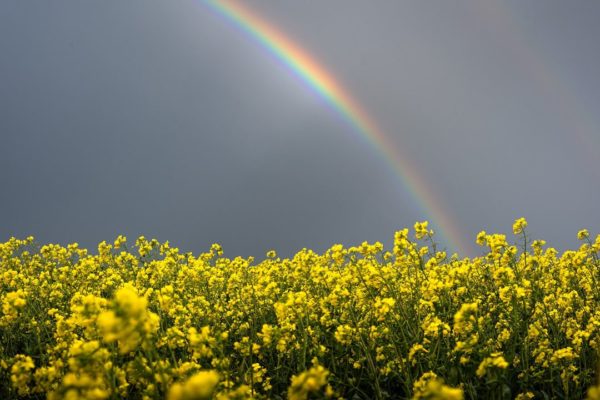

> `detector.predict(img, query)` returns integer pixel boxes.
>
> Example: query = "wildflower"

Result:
[215,384,251,400]
[374,297,396,320]
[422,314,450,338]
[414,221,430,240]
[476,231,487,246]
[10,355,35,396]
[69,293,107,330]
[288,365,330,400]
[453,302,478,335]
[189,326,216,360]
[210,243,223,256]
[588,384,600,400]
[513,217,527,235]
[409,343,429,365]
[96,285,159,354]
[334,324,353,345]
[476,353,509,378]
[258,324,275,346]
[1,289,27,325]
[578,229,590,240]
[248,363,271,391]
[266,250,277,258]
[2,224,600,399]
[113,235,127,249]
[167,371,220,400]
[593,234,600,251]
[48,372,110,400]
[551,347,577,364]
[394,228,410,256]
[531,239,546,254]
[412,371,463,400]
[515,393,535,400]
[158,285,175,312]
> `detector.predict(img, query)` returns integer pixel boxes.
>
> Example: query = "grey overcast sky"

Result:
[1,1,599,258]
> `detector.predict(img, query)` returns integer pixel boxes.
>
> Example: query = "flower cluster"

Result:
[0,219,599,398]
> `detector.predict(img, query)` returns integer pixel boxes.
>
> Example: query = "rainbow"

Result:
[202,0,473,256]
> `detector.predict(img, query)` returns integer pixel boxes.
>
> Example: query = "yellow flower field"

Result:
[1,219,599,399]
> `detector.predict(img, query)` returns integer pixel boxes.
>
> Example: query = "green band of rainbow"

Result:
[203,0,473,256]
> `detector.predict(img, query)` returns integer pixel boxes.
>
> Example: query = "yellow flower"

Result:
[588,385,600,400]
[578,229,590,240]
[334,324,353,345]
[168,370,220,400]
[10,355,35,396]
[515,392,535,400]
[48,372,110,400]
[113,235,127,249]
[374,297,396,320]
[476,353,509,378]
[513,217,528,235]
[1,289,27,325]
[4,222,600,399]
[189,326,216,360]
[422,314,450,338]
[288,365,329,400]
[96,285,159,354]
[453,302,478,335]
[476,231,487,246]
[266,250,277,258]
[412,372,463,400]
[258,324,275,346]
[551,347,577,364]
[414,221,430,240]
[408,343,429,365]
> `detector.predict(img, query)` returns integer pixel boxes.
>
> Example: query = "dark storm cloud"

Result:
[1,0,599,257]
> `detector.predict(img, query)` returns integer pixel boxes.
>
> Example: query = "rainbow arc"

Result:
[203,0,473,256]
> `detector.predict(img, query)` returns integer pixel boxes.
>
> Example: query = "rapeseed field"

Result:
[1,218,599,399]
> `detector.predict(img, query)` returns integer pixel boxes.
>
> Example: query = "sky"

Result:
[1,0,599,258]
